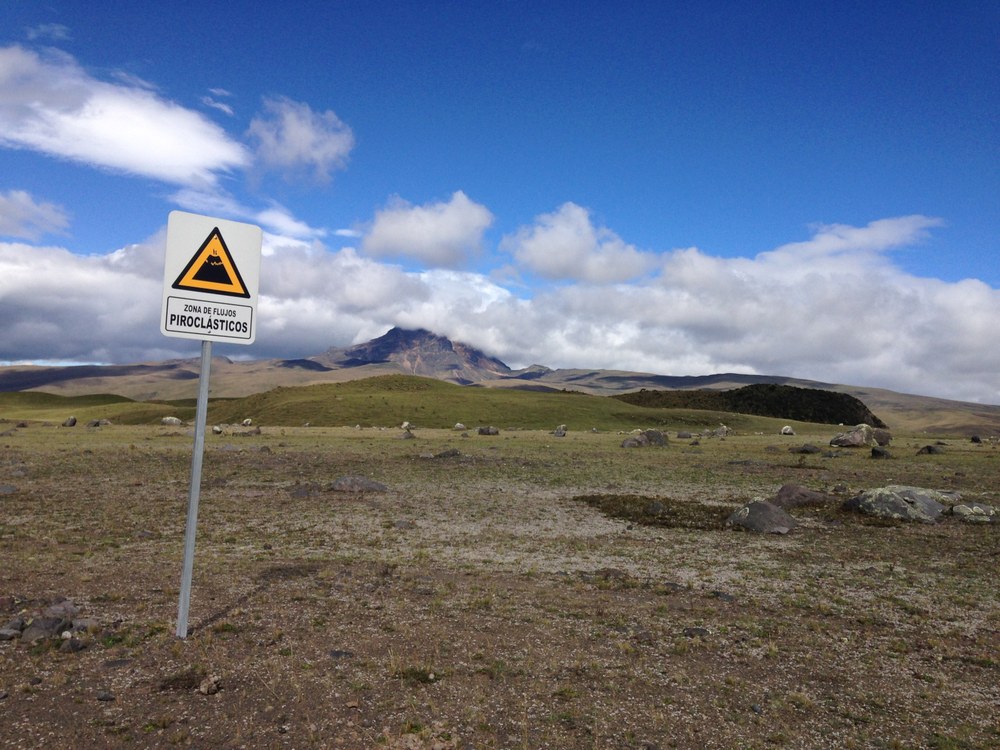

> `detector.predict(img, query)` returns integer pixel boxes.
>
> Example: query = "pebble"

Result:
[96,690,115,702]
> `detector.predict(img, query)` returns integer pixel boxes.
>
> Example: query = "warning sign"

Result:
[172,228,250,298]
[161,211,261,345]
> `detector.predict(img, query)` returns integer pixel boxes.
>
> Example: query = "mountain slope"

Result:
[1,327,998,435]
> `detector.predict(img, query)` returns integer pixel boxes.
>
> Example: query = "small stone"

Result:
[682,627,710,638]
[59,637,86,653]
[198,675,222,695]
[96,690,115,702]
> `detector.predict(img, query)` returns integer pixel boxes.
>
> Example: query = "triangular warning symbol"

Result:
[172,228,250,298]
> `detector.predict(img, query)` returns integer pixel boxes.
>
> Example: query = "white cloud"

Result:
[201,96,234,116]
[502,202,657,283]
[247,96,354,182]
[0,45,248,186]
[362,191,494,268]
[1,216,998,404]
[0,189,70,239]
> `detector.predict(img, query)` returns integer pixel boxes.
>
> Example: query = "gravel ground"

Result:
[1,424,998,749]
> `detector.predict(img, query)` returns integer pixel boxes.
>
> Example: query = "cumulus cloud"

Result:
[502,202,657,283]
[0,45,248,186]
[1,215,998,404]
[362,191,494,268]
[247,96,354,182]
[0,190,70,240]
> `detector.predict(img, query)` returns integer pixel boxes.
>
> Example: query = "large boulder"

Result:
[843,485,952,523]
[830,424,877,448]
[726,501,797,534]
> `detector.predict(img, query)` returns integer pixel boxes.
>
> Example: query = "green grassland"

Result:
[3,373,996,441]
[0,375,792,434]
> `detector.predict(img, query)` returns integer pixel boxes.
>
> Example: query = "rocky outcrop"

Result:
[842,485,954,523]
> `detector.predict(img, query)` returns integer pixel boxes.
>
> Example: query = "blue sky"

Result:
[1,1,998,403]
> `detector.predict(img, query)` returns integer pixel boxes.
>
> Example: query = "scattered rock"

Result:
[61,416,77,427]
[682,627,710,638]
[161,416,183,426]
[830,424,877,448]
[970,435,982,444]
[676,431,693,439]
[433,448,461,459]
[726,501,797,534]
[950,503,997,524]
[621,430,667,448]
[873,428,892,446]
[241,418,253,427]
[871,446,891,459]
[96,690,115,702]
[478,426,499,436]
[329,476,388,493]
[21,616,70,643]
[0,484,17,495]
[59,637,86,653]
[453,422,466,431]
[843,485,952,523]
[780,425,795,436]
[553,424,567,437]
[916,444,944,455]
[198,675,222,695]
[770,484,836,510]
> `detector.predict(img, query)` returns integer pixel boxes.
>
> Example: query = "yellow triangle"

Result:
[172,228,250,298]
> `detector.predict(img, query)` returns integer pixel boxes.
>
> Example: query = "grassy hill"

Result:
[205,375,817,433]
[0,392,196,425]
[3,374,995,438]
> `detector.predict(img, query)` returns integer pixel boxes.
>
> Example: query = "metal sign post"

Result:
[175,340,212,638]
[161,211,261,639]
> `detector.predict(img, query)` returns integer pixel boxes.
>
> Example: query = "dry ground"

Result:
[1,422,998,749]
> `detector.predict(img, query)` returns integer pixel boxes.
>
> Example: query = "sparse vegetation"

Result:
[1,390,998,748]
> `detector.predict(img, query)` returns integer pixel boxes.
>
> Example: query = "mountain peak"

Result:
[317,327,511,384]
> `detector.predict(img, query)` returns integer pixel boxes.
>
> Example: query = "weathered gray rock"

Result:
[553,424,567,437]
[843,485,952,523]
[478,426,499,436]
[61,416,77,427]
[329,476,388,493]
[621,430,667,448]
[21,616,70,643]
[916,444,944,455]
[161,416,183,426]
[873,428,892,446]
[770,484,836,510]
[0,484,17,495]
[453,422,466,431]
[950,503,997,524]
[871,446,891,459]
[726,501,797,534]
[830,424,876,448]
[676,431,693,439]
[780,426,795,436]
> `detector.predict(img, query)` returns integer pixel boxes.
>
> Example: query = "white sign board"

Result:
[161,211,262,344]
